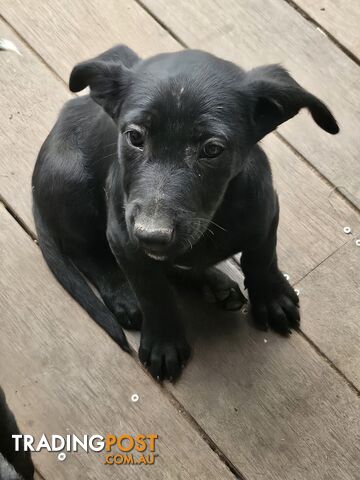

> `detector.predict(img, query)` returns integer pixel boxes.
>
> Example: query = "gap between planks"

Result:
[230,251,360,398]
[34,468,46,480]
[128,341,247,480]
[274,132,360,216]
[0,13,66,87]
[135,0,187,48]
[284,0,360,68]
[298,329,360,399]
[0,196,36,240]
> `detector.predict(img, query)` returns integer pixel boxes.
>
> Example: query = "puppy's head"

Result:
[70,46,339,260]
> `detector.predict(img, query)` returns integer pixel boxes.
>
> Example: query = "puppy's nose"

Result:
[134,223,174,251]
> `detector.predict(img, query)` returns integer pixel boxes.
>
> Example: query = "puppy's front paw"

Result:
[103,282,142,330]
[248,272,300,335]
[139,329,191,381]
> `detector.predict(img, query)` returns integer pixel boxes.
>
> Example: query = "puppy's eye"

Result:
[200,142,224,159]
[125,129,144,149]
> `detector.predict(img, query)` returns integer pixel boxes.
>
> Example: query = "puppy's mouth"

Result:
[143,229,204,262]
[144,250,168,261]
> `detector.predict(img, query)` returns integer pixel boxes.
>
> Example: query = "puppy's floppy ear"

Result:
[69,46,137,119]
[242,64,339,142]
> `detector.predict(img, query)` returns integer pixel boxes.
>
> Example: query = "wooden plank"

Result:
[0,0,179,82]
[164,260,360,480]
[293,0,360,59]
[0,204,236,480]
[0,3,359,285]
[297,236,360,388]
[141,0,360,209]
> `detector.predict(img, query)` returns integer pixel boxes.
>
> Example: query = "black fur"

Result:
[32,46,338,380]
[0,387,34,480]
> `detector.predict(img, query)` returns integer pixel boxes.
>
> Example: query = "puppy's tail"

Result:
[33,208,130,352]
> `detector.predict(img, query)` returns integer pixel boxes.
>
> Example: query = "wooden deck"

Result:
[0,1,359,478]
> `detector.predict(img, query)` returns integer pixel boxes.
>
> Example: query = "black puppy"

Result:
[32,46,338,381]
[0,387,34,480]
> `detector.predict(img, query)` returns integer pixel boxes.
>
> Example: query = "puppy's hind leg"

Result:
[169,266,247,311]
[72,248,142,331]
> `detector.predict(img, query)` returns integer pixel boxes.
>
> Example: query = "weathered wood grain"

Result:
[297,236,360,388]
[0,204,236,480]
[293,0,360,59]
[165,264,360,480]
[141,0,360,209]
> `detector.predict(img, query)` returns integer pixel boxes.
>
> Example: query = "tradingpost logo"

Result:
[12,434,159,466]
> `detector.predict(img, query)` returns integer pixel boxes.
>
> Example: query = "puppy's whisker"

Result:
[203,228,216,243]
[196,217,227,232]
[101,152,117,160]
[181,215,227,233]
[208,220,227,232]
